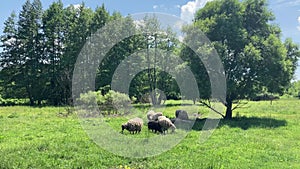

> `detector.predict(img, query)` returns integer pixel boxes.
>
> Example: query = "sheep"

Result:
[147,121,163,133]
[146,110,155,120]
[152,112,163,121]
[147,110,163,121]
[158,116,176,134]
[121,117,143,134]
[175,110,189,120]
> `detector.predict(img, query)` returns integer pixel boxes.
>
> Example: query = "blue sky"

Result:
[1,0,300,79]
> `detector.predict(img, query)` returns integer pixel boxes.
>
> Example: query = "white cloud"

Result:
[273,0,300,7]
[180,0,213,23]
[153,5,158,9]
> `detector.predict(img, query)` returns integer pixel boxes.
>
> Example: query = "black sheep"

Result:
[147,121,163,133]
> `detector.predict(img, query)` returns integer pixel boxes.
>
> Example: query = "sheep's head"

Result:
[121,123,128,133]
[170,124,176,133]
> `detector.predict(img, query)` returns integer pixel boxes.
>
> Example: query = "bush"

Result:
[0,95,29,106]
[104,90,131,113]
[78,91,101,107]
[78,90,131,115]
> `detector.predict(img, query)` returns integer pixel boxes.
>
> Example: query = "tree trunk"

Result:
[29,98,34,106]
[26,86,34,106]
[225,100,233,119]
[38,100,41,106]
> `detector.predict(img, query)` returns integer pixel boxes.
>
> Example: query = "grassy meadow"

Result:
[0,99,300,168]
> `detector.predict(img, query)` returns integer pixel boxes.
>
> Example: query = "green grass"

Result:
[0,99,300,168]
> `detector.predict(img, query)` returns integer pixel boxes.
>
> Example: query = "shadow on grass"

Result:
[192,116,287,131]
[133,103,202,109]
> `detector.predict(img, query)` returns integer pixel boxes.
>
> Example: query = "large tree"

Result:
[183,0,299,119]
[16,0,44,105]
[60,3,94,104]
[129,16,180,105]
[0,11,26,98]
[42,0,65,105]
[94,15,179,104]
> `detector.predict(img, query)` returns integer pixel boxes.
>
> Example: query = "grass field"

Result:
[0,99,300,168]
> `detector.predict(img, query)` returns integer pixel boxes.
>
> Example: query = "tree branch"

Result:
[199,100,225,118]
[232,100,248,111]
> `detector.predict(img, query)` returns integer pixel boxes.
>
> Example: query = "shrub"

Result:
[0,96,29,106]
[78,91,100,107]
[78,90,131,115]
[102,90,131,115]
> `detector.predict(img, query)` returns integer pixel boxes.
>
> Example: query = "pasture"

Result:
[0,99,300,168]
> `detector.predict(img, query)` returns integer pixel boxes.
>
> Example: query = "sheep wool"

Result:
[147,121,163,133]
[152,112,163,121]
[158,116,176,133]
[121,117,143,134]
[147,110,163,121]
[146,110,155,121]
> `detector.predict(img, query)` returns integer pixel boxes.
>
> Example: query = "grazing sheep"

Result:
[147,110,155,120]
[147,121,163,133]
[158,116,176,134]
[152,112,163,121]
[147,110,163,121]
[121,117,143,134]
[175,110,189,120]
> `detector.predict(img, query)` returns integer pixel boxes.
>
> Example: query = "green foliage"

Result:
[79,90,131,115]
[286,80,300,98]
[128,16,180,105]
[78,90,100,107]
[184,0,300,118]
[42,0,65,105]
[0,1,110,106]
[104,90,131,113]
[0,95,29,106]
[91,4,109,33]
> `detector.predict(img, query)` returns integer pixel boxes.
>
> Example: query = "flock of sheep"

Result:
[121,110,189,134]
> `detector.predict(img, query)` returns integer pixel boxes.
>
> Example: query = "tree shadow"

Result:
[132,103,202,109]
[192,116,287,131]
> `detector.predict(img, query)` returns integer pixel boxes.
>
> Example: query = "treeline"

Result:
[0,0,185,106]
[0,0,109,105]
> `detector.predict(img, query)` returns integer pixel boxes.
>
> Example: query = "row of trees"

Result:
[0,0,120,105]
[1,0,299,118]
[0,0,182,106]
